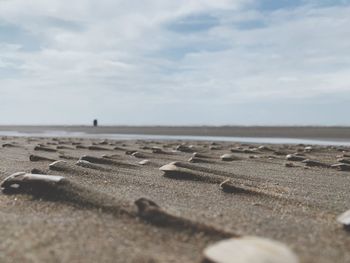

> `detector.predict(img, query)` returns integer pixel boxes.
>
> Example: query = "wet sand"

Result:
[0,135,350,262]
[1,125,350,140]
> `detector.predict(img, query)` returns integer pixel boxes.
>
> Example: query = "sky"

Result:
[0,0,350,126]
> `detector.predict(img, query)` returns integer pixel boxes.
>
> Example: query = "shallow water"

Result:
[1,130,350,146]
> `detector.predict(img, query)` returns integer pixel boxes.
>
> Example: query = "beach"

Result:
[0,130,350,262]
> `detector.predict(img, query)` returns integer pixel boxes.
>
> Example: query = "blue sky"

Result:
[0,0,349,125]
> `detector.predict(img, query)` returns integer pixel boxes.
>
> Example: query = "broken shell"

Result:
[220,154,239,161]
[337,209,350,230]
[203,236,299,263]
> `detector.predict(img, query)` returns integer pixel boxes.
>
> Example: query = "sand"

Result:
[1,125,350,140]
[0,135,350,263]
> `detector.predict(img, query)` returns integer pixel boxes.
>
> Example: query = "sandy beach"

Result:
[0,133,349,262]
[1,125,350,140]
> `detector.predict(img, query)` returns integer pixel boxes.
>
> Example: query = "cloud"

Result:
[0,0,349,125]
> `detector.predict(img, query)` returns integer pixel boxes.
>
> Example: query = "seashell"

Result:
[286,154,305,162]
[138,159,150,165]
[34,146,57,152]
[188,157,211,163]
[337,209,350,230]
[76,145,88,149]
[285,162,295,168]
[80,155,115,165]
[220,154,239,161]
[125,150,137,155]
[192,152,214,159]
[176,144,194,153]
[1,172,64,193]
[132,152,146,158]
[151,147,165,154]
[30,168,45,174]
[49,160,68,171]
[88,145,111,151]
[301,159,329,168]
[2,143,16,148]
[101,154,121,159]
[209,146,222,150]
[337,158,350,164]
[76,159,99,169]
[274,151,288,156]
[59,154,78,160]
[203,236,299,263]
[159,162,196,179]
[57,145,75,150]
[331,163,350,171]
[29,154,56,162]
[304,146,313,152]
[258,145,273,151]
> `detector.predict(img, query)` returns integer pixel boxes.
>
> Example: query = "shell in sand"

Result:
[337,209,350,229]
[203,236,299,263]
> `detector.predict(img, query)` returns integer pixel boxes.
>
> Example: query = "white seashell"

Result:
[304,146,313,152]
[138,159,150,165]
[337,209,350,228]
[203,236,299,263]
[159,162,181,172]
[220,154,239,161]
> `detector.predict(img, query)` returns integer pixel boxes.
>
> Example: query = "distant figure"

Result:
[93,119,98,127]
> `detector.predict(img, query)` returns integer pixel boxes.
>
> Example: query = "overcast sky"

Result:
[0,0,349,125]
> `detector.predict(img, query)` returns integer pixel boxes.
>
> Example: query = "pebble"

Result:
[203,236,299,263]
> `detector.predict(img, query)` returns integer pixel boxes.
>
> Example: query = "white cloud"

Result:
[0,0,349,125]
